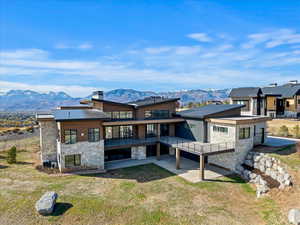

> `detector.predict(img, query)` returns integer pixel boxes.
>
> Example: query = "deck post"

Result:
[156,123,161,160]
[156,143,160,160]
[199,154,205,180]
[176,148,180,169]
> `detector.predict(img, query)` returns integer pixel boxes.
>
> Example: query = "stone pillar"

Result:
[199,155,205,180]
[176,148,180,169]
[131,146,146,160]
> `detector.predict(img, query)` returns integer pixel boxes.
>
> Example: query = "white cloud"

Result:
[242,29,300,49]
[187,33,212,42]
[54,42,93,50]
[0,49,48,59]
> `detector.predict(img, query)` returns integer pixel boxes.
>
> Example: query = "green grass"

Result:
[0,137,289,225]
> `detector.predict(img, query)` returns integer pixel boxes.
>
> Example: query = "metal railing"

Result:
[159,136,235,155]
[104,137,158,147]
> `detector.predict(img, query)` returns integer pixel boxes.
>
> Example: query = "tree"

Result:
[278,125,289,137]
[7,146,17,164]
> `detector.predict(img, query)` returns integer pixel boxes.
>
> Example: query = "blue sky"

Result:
[1,0,300,97]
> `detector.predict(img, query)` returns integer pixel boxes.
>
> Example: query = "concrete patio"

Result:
[105,155,232,183]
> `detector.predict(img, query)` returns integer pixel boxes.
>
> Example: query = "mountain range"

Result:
[0,89,231,112]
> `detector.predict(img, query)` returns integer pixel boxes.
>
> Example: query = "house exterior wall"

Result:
[39,120,58,162]
[57,140,104,172]
[175,120,205,142]
[253,122,267,145]
[60,120,103,143]
[135,102,176,120]
[207,122,254,171]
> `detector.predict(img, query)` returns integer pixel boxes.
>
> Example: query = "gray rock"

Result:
[35,191,58,216]
[288,209,300,225]
[244,159,254,167]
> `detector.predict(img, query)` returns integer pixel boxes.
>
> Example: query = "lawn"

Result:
[0,137,289,225]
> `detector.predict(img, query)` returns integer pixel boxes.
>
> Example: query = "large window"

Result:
[239,127,251,139]
[233,100,249,111]
[145,110,169,119]
[105,111,133,120]
[146,124,158,137]
[160,124,169,136]
[213,125,228,133]
[105,126,133,139]
[88,128,100,142]
[65,154,81,167]
[64,129,77,144]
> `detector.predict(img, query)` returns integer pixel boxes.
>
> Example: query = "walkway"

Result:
[105,155,232,183]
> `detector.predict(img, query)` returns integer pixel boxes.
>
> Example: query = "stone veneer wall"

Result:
[207,123,254,171]
[57,140,104,172]
[253,122,267,146]
[39,120,58,162]
[131,146,146,160]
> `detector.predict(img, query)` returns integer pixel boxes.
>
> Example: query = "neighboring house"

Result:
[229,81,300,118]
[37,91,269,179]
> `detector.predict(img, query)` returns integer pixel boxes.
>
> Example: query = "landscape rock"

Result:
[288,209,300,225]
[35,191,58,216]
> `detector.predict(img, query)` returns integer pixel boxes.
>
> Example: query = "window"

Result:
[64,129,77,144]
[239,127,251,139]
[160,124,169,136]
[146,124,158,137]
[233,100,250,111]
[105,126,133,139]
[88,128,100,142]
[65,154,81,167]
[213,125,228,133]
[144,110,169,119]
[286,101,290,107]
[298,99,300,105]
[106,111,133,120]
[254,125,256,136]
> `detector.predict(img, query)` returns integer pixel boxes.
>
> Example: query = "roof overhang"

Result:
[102,118,185,126]
[206,116,271,125]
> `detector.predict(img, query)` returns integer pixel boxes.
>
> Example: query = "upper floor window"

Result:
[213,125,228,133]
[105,125,133,139]
[145,110,169,119]
[298,99,300,105]
[233,100,249,111]
[146,124,158,137]
[105,111,133,120]
[239,127,251,139]
[286,101,290,107]
[88,128,100,142]
[65,129,77,144]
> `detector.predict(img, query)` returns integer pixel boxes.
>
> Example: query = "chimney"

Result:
[288,80,298,85]
[269,83,277,87]
[92,91,103,100]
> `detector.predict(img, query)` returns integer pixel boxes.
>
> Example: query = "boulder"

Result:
[288,209,300,225]
[35,191,58,216]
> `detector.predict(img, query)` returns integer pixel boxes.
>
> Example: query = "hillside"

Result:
[0,88,230,111]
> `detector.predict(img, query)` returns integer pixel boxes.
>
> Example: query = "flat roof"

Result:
[53,109,109,121]
[176,104,244,119]
[207,116,271,125]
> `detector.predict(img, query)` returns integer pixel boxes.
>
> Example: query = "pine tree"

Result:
[7,146,17,164]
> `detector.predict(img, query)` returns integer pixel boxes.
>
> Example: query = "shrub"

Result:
[278,125,289,137]
[293,125,300,138]
[7,146,17,164]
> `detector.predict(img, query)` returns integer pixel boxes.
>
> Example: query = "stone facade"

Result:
[131,146,146,160]
[253,122,267,146]
[57,140,104,172]
[207,123,254,171]
[39,120,58,162]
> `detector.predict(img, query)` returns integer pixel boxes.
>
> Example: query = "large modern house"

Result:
[37,91,270,179]
[229,80,300,118]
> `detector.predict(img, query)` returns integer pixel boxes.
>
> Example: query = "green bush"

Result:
[7,146,17,164]
[278,125,289,137]
[293,125,300,138]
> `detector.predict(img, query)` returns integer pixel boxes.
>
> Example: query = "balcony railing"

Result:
[104,137,158,148]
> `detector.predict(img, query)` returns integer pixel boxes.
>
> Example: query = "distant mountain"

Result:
[0,88,230,111]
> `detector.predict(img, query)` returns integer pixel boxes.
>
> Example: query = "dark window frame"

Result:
[213,125,228,133]
[64,129,77,144]
[105,125,133,139]
[144,110,170,119]
[65,154,81,168]
[88,128,100,142]
[239,127,251,139]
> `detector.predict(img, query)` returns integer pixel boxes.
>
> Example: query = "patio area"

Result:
[105,155,232,183]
